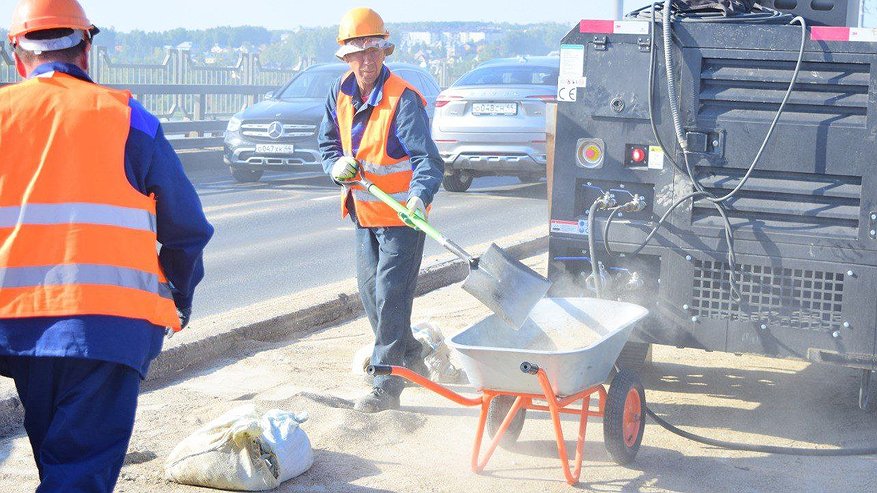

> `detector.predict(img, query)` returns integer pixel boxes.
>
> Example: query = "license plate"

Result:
[472,102,517,116]
[255,144,295,154]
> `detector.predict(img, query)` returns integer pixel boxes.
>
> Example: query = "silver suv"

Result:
[431,56,559,191]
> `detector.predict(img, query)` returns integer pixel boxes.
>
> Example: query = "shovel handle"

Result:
[358,178,474,263]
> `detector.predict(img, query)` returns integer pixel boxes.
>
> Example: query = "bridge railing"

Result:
[0,43,301,149]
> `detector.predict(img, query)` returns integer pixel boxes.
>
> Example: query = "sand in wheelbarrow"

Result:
[472,303,607,352]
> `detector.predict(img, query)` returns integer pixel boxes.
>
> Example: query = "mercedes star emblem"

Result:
[267,121,284,140]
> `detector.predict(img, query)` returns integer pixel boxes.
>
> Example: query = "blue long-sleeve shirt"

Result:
[318,66,444,207]
[0,63,214,378]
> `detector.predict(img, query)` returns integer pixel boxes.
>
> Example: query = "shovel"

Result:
[357,177,551,328]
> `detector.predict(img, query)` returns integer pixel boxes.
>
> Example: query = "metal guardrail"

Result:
[0,44,300,151]
[0,81,274,151]
[162,120,230,151]
[107,83,277,151]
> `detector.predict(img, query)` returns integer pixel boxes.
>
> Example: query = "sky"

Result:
[0,1,873,32]
[0,0,648,32]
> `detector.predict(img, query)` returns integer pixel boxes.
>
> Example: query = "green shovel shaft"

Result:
[358,179,474,264]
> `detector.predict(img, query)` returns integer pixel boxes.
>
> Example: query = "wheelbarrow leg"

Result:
[471,393,528,474]
[539,376,589,485]
[522,362,606,485]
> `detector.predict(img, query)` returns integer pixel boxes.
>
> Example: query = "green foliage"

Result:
[95,26,274,63]
[86,22,569,73]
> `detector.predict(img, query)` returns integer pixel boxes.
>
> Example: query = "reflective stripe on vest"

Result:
[359,158,413,177]
[0,72,181,329]
[0,264,173,300]
[336,71,428,227]
[0,203,156,231]
[351,189,408,203]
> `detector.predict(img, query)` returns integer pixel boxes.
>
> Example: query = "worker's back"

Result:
[0,70,180,328]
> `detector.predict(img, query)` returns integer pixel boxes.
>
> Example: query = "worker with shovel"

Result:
[0,0,212,490]
[319,7,444,413]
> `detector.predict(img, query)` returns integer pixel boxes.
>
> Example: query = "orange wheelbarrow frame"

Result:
[368,362,643,485]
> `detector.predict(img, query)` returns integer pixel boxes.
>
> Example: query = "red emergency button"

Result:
[631,147,646,163]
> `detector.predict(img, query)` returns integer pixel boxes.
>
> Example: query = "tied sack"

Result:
[165,405,313,491]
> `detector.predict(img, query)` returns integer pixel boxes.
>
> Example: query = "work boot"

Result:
[353,387,400,413]
[407,357,430,379]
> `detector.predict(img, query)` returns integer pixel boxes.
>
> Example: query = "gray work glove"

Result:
[331,156,359,183]
[399,196,427,229]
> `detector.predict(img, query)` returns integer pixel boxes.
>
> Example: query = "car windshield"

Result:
[277,70,343,99]
[455,65,559,86]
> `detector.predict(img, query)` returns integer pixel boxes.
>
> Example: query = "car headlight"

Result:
[226,115,242,132]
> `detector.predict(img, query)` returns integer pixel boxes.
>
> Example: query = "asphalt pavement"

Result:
[189,169,549,318]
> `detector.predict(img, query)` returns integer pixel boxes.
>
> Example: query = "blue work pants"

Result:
[355,223,426,398]
[0,356,140,493]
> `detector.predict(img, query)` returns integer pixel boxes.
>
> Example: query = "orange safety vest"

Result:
[337,71,428,227]
[0,71,181,329]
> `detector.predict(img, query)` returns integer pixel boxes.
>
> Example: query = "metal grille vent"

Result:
[692,168,862,239]
[699,58,870,125]
[240,122,316,140]
[692,259,844,332]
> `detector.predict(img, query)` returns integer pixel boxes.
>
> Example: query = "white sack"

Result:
[165,405,312,491]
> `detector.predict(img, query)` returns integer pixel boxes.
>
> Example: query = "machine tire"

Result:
[486,395,527,449]
[515,173,543,184]
[442,170,473,192]
[230,167,263,183]
[604,369,645,465]
[614,342,651,372]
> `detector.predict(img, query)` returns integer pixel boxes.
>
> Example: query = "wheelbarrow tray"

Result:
[449,297,649,396]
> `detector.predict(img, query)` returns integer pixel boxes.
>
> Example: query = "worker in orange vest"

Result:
[319,7,444,412]
[0,0,213,490]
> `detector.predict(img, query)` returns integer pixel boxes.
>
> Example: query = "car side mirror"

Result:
[263,90,275,100]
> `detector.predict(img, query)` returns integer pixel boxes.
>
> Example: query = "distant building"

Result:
[457,32,486,44]
[403,32,433,45]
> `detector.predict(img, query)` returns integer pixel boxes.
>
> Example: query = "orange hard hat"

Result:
[337,7,389,45]
[7,0,95,44]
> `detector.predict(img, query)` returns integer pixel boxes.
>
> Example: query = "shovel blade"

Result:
[462,244,551,329]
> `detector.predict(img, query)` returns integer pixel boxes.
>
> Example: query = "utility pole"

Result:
[613,0,625,20]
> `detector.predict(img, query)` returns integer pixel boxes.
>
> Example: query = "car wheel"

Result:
[442,170,473,192]
[516,173,543,183]
[230,167,263,183]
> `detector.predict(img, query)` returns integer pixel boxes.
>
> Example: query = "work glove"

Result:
[178,306,192,330]
[399,196,427,229]
[331,156,359,184]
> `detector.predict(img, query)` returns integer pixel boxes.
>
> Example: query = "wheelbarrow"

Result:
[367,297,650,485]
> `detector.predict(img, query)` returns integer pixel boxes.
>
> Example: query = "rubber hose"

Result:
[587,199,603,298]
[663,0,687,151]
[645,405,877,456]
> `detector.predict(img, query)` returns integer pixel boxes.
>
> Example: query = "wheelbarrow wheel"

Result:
[487,395,527,448]
[604,369,645,465]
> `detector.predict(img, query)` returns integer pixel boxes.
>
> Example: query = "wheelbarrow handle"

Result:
[366,365,482,407]
[357,178,475,264]
[367,364,393,376]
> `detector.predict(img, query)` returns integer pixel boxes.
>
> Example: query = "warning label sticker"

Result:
[612,21,650,35]
[648,146,665,170]
[550,219,589,236]
[558,44,586,103]
[849,28,877,42]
